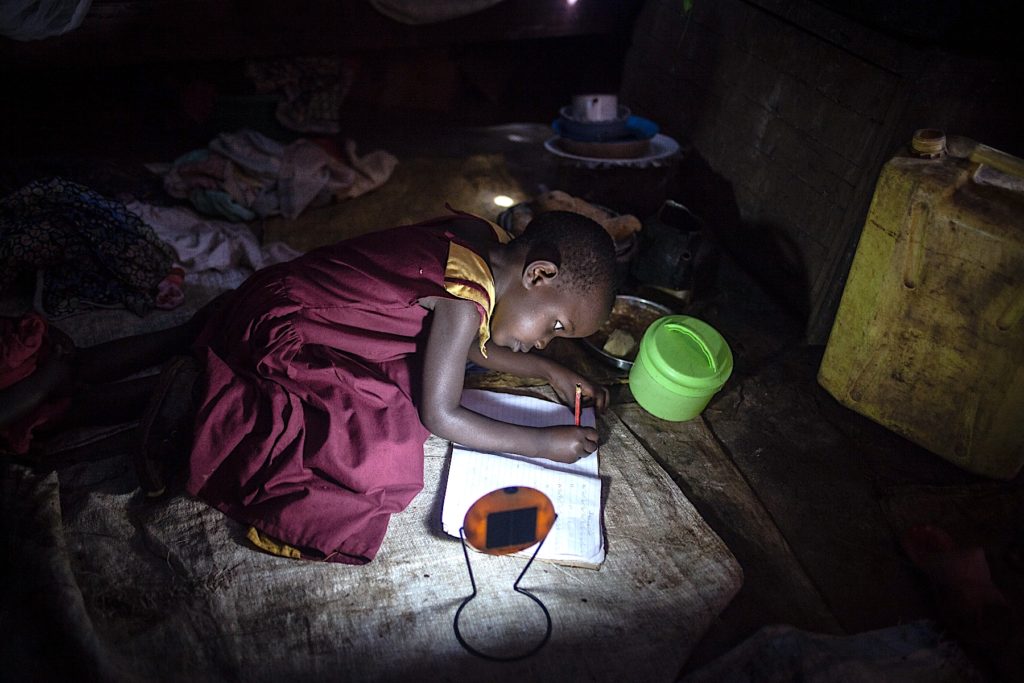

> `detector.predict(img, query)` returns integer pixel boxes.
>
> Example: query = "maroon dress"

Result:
[186,213,507,564]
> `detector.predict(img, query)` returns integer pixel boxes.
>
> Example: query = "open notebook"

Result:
[440,389,605,569]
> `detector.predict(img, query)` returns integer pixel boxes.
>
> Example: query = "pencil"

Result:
[574,383,582,426]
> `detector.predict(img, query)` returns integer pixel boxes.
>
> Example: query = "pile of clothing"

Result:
[0,177,178,318]
[163,129,397,222]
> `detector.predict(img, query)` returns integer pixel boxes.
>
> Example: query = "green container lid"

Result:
[638,316,733,393]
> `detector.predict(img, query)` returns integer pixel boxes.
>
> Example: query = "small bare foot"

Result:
[902,525,1005,599]
[188,291,234,336]
[901,524,1015,671]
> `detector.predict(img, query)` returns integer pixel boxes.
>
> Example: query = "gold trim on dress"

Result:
[439,215,510,357]
[247,526,302,559]
[444,242,496,357]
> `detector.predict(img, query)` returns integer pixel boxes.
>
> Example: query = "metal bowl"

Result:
[582,295,673,370]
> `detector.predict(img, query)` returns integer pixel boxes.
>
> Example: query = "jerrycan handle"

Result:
[969,143,1024,179]
[665,322,716,371]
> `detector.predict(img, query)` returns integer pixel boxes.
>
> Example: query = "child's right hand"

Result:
[539,425,599,463]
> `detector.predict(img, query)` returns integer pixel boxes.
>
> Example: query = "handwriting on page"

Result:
[445,447,602,559]
[457,390,599,478]
[443,390,605,564]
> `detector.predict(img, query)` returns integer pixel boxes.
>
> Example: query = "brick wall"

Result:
[622,0,1024,342]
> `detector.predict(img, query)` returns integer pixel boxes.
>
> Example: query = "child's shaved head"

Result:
[516,211,617,305]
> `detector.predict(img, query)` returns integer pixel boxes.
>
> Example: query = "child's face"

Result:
[490,277,609,353]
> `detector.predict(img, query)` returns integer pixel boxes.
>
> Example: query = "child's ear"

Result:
[522,260,560,288]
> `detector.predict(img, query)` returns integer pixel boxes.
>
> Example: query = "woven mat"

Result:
[2,383,740,682]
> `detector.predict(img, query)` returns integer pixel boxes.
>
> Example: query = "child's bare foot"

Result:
[901,524,1018,677]
[134,355,200,498]
[902,525,1008,609]
[187,291,234,337]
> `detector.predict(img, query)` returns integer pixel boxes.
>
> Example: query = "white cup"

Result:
[572,94,619,121]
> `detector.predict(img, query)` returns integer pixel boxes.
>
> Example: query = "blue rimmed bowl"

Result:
[553,112,659,143]
[556,105,632,141]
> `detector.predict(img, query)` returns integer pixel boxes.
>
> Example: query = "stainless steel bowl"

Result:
[582,295,672,370]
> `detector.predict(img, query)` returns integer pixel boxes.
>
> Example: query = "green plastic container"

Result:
[629,315,733,421]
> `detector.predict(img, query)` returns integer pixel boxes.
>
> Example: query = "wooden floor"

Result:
[4,119,1022,680]
[642,274,1024,679]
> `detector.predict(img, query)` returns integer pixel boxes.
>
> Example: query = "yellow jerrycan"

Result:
[819,129,1024,479]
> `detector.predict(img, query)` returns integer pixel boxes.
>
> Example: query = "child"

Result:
[1,208,616,565]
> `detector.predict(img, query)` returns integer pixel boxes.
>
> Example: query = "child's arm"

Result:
[418,297,597,463]
[466,342,609,414]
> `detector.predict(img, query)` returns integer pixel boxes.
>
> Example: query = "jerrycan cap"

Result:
[640,315,733,390]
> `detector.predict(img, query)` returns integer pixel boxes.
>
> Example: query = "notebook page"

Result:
[441,390,604,564]
[457,389,599,477]
[442,446,603,562]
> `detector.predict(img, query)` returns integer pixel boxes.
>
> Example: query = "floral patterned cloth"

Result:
[0,177,176,318]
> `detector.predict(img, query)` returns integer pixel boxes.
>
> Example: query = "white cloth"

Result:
[126,201,301,291]
[0,0,91,40]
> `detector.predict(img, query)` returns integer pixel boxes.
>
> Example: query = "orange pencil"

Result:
[574,383,582,426]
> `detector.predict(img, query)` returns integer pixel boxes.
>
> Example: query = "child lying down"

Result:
[0,208,616,564]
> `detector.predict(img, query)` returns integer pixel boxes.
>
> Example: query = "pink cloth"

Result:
[186,215,499,564]
[154,265,186,310]
[0,313,71,454]
[0,312,47,390]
